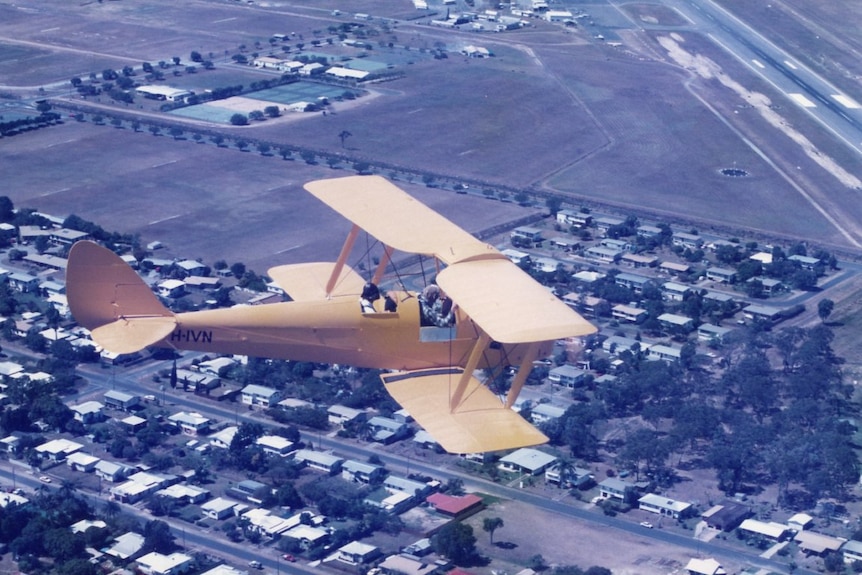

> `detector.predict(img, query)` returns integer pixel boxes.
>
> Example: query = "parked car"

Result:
[249,561,263,569]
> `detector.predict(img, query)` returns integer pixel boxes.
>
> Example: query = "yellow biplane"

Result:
[67,175,596,453]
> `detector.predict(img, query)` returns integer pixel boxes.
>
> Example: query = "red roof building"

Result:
[425,493,484,518]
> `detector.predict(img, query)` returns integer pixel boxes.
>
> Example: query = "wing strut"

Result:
[450,331,491,412]
[505,343,541,408]
[371,245,394,286]
[326,224,360,298]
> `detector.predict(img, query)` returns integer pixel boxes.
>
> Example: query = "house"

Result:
[156,484,210,505]
[598,477,637,501]
[501,248,530,265]
[636,225,663,238]
[571,270,606,285]
[425,492,484,518]
[702,502,750,531]
[787,512,814,532]
[544,464,593,489]
[157,279,185,298]
[594,216,624,235]
[256,435,294,457]
[615,272,652,293]
[367,416,410,444]
[739,519,791,541]
[111,471,177,504]
[172,258,208,278]
[284,524,329,549]
[201,497,242,520]
[602,335,649,355]
[71,401,105,424]
[120,415,147,433]
[293,449,344,474]
[209,426,238,450]
[657,313,695,333]
[412,429,440,451]
[104,390,141,411]
[378,554,439,575]
[337,541,381,565]
[241,384,280,407]
[705,267,737,284]
[638,493,692,519]
[841,540,862,564]
[697,323,732,343]
[384,475,431,497]
[556,209,592,228]
[365,488,414,513]
[794,530,845,556]
[529,403,566,425]
[198,356,236,375]
[229,479,269,503]
[742,304,783,322]
[660,261,691,277]
[105,532,146,560]
[7,272,39,292]
[547,364,587,388]
[789,254,820,270]
[498,448,557,476]
[584,246,621,264]
[342,460,387,484]
[36,438,83,461]
[510,226,543,245]
[648,344,682,362]
[168,411,211,435]
[601,238,631,252]
[612,304,647,323]
[136,551,195,575]
[672,232,703,249]
[328,404,364,426]
[95,460,133,483]
[684,558,726,575]
[66,451,100,472]
[621,253,658,269]
[662,281,691,302]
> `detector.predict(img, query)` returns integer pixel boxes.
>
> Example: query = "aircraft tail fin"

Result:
[66,241,177,354]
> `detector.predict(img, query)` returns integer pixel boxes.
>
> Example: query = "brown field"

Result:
[3,1,862,251]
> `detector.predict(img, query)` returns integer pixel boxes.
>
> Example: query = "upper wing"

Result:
[437,258,596,343]
[304,175,503,266]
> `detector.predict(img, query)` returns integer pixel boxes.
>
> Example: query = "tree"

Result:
[264,105,280,118]
[172,56,181,66]
[339,130,352,148]
[257,142,271,155]
[190,50,203,62]
[482,516,504,544]
[169,126,184,140]
[249,110,265,121]
[432,522,476,565]
[818,298,834,323]
[143,519,176,553]
[545,196,562,216]
[230,113,248,126]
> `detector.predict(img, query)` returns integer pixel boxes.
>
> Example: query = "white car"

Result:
[639,521,653,529]
[39,476,51,483]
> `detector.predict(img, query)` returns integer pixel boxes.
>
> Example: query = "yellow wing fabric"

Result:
[304,176,502,266]
[268,262,366,301]
[438,258,596,343]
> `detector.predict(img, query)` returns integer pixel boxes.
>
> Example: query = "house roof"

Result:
[425,492,483,515]
[499,447,557,471]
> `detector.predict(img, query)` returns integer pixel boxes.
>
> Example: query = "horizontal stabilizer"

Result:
[267,262,366,300]
[92,316,177,355]
[382,368,548,453]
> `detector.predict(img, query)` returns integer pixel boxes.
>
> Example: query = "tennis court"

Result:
[169,82,360,124]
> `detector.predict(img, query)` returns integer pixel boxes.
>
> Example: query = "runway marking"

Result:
[212,17,237,23]
[151,160,178,168]
[832,94,861,109]
[41,27,60,32]
[784,60,797,70]
[40,187,69,197]
[407,108,424,114]
[148,214,182,225]
[274,245,302,255]
[46,138,77,148]
[788,93,816,108]
[751,59,764,69]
